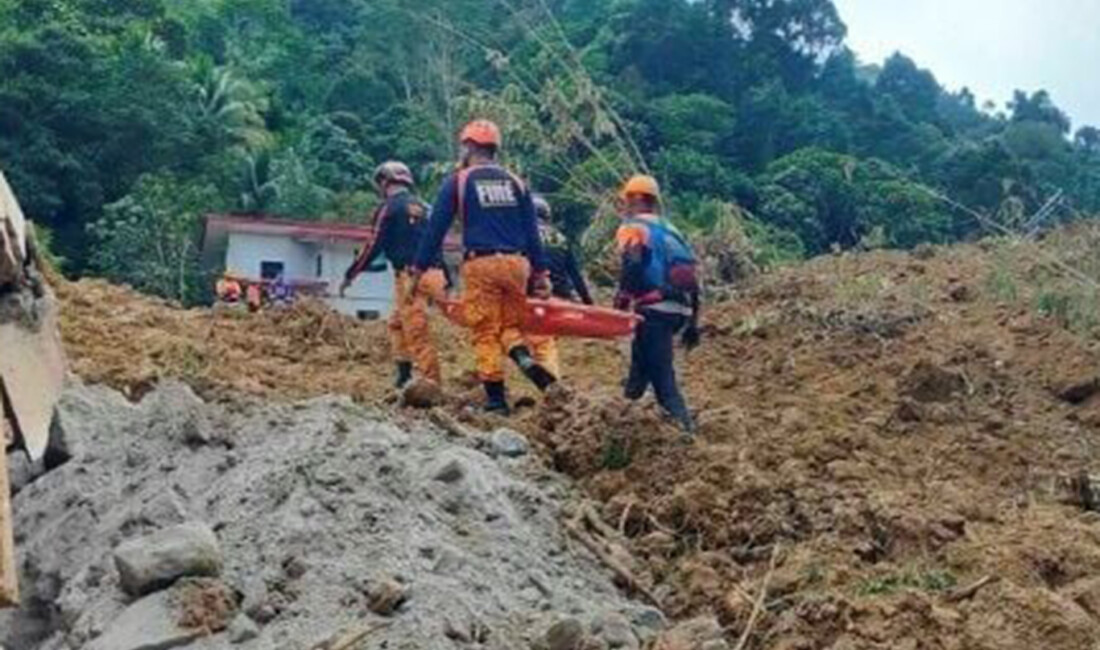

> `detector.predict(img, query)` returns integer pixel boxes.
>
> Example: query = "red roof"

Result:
[202,214,462,253]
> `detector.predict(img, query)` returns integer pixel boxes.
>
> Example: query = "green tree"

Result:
[89,173,221,303]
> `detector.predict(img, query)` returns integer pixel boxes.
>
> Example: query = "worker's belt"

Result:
[464,249,521,260]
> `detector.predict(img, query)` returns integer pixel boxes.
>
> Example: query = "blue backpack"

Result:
[625,217,700,296]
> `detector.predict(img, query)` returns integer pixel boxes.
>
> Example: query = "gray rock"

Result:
[630,607,666,637]
[591,612,638,649]
[490,429,530,458]
[136,493,188,529]
[431,456,466,483]
[7,450,42,494]
[85,588,202,650]
[545,618,586,650]
[228,614,260,644]
[113,522,222,596]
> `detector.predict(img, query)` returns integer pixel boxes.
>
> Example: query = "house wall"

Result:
[223,231,396,319]
[319,240,395,320]
[225,232,315,280]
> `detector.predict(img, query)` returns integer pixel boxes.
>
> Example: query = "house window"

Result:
[356,310,381,321]
[315,254,323,277]
[260,261,285,280]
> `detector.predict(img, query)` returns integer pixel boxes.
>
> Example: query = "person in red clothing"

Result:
[410,119,554,414]
[342,161,448,387]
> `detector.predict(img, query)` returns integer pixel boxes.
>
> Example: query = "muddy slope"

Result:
[54,232,1100,649]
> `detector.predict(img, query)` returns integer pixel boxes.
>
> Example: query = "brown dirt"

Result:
[57,234,1100,649]
[174,578,238,634]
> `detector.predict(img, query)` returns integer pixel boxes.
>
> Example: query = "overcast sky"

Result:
[834,0,1100,130]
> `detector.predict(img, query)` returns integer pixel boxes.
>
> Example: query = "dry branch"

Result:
[567,514,660,611]
[945,575,1000,603]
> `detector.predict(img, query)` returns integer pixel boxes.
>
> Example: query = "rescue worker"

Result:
[246,282,263,313]
[341,161,448,388]
[268,272,292,308]
[411,119,554,414]
[525,194,594,379]
[613,175,700,436]
[215,273,242,305]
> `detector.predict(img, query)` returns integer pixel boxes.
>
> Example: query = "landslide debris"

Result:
[1,382,654,649]
[51,232,1100,649]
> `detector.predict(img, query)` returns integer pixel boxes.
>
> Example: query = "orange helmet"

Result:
[620,174,661,201]
[459,119,502,148]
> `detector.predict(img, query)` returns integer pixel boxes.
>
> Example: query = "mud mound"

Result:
[58,280,400,402]
[1,382,656,649]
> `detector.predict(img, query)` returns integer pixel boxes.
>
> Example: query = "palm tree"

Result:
[192,59,271,148]
[239,149,279,214]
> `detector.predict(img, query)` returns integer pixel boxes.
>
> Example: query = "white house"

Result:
[201,215,460,320]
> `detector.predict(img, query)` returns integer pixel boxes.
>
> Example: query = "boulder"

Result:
[591,612,638,649]
[228,614,260,644]
[113,522,222,597]
[431,456,467,484]
[86,588,202,650]
[401,379,445,409]
[545,618,586,650]
[490,429,530,458]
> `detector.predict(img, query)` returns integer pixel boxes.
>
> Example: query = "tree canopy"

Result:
[1,0,1097,301]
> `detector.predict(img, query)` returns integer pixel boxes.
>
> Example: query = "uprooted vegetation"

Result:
[54,227,1100,649]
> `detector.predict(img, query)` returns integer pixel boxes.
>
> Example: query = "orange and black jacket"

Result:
[345,191,441,281]
[535,222,593,304]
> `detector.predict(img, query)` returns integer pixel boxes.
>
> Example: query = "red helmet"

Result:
[373,161,414,188]
[459,119,502,148]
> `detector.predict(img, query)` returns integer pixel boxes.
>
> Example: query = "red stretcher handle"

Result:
[437,298,640,340]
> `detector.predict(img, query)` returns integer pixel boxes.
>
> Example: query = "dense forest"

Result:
[3,0,1099,302]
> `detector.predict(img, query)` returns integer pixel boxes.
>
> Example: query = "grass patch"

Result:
[857,569,958,597]
[601,435,632,470]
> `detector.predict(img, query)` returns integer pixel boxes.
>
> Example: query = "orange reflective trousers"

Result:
[390,269,447,383]
[463,255,531,382]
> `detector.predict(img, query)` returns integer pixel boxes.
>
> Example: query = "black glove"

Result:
[682,323,701,350]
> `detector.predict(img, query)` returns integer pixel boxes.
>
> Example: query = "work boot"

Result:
[677,417,697,445]
[395,361,413,389]
[508,346,557,391]
[483,381,511,415]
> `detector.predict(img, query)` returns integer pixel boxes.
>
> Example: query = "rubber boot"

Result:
[483,381,511,415]
[508,346,557,391]
[395,361,413,389]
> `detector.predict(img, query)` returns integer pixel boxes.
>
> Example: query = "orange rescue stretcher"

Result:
[438,298,641,339]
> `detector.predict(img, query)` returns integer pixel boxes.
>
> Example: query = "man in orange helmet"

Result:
[342,161,448,388]
[614,174,700,437]
[412,119,554,414]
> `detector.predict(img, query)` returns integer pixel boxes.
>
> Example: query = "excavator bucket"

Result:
[0,171,65,462]
[0,170,67,607]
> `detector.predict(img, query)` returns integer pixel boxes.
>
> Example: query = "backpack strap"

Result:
[453,167,474,226]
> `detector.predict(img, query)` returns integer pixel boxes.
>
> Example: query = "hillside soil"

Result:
[52,234,1100,649]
